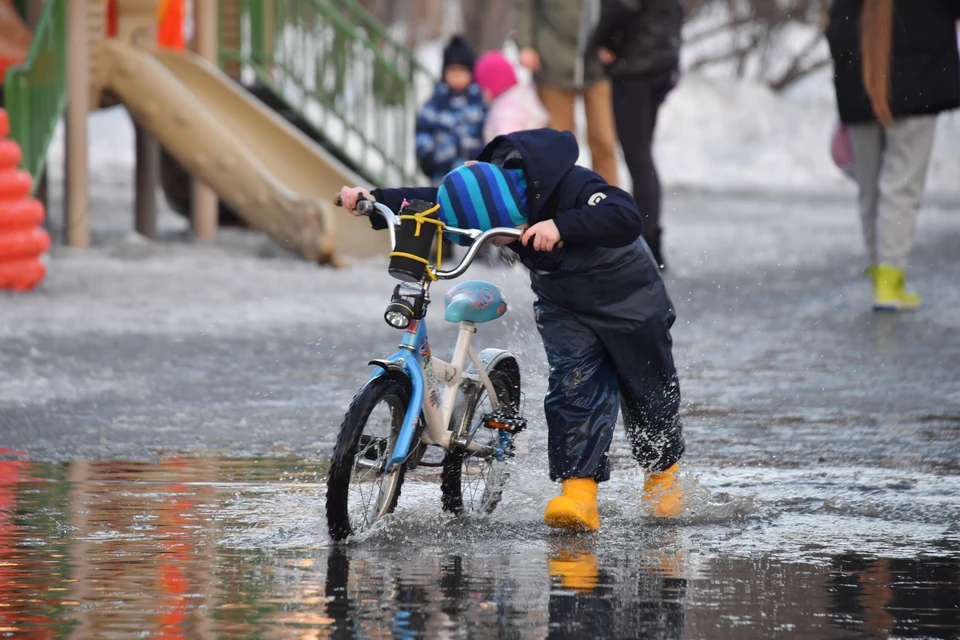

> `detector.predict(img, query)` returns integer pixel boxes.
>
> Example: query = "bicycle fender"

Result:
[364,359,430,471]
[469,348,521,391]
[371,357,424,473]
[368,358,407,382]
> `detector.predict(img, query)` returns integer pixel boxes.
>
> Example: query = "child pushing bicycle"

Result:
[337,128,685,531]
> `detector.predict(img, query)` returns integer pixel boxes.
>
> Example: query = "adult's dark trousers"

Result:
[611,70,675,266]
[531,241,684,483]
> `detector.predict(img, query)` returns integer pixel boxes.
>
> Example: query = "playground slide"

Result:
[96,39,385,263]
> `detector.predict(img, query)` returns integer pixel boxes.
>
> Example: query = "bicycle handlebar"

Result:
[335,194,533,280]
[355,199,379,217]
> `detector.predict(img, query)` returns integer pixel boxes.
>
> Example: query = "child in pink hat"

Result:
[474,51,549,144]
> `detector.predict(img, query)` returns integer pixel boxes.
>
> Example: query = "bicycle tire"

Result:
[440,370,519,515]
[326,376,409,541]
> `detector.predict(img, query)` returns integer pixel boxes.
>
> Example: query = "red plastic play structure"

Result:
[0,109,49,291]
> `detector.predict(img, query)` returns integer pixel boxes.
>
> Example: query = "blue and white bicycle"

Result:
[326,198,528,541]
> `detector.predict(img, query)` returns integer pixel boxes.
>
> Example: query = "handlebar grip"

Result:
[334,193,374,216]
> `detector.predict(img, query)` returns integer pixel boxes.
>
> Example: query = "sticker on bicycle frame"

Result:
[422,353,440,408]
[405,320,420,334]
[419,341,431,361]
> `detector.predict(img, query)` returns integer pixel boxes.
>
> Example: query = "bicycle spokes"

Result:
[358,435,388,461]
[349,400,401,530]
[459,389,510,512]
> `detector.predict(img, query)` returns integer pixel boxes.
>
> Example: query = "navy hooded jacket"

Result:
[371,129,643,270]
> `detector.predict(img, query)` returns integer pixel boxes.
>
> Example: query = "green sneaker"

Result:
[873,264,920,312]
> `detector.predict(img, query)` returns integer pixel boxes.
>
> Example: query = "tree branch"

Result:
[769,56,831,92]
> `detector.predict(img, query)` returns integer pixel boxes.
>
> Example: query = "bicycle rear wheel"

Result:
[326,377,408,541]
[441,370,520,515]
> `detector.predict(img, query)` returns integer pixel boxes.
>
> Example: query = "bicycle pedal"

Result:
[481,412,526,434]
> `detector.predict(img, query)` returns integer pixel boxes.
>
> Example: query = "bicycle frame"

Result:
[349,199,523,474]
[369,302,502,473]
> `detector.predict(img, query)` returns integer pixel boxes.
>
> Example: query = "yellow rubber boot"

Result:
[544,478,600,531]
[548,547,599,592]
[874,264,920,312]
[642,463,684,518]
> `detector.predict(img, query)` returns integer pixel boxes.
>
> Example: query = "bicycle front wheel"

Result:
[441,370,519,515]
[326,377,409,541]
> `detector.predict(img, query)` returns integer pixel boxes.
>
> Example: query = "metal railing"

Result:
[218,0,435,187]
[4,0,67,191]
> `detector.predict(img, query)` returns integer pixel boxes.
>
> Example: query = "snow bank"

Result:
[655,73,960,198]
[664,8,960,198]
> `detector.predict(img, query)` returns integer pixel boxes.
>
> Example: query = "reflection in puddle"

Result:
[0,454,958,638]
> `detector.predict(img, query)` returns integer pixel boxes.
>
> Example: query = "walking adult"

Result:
[826,0,960,311]
[591,0,684,271]
[514,0,619,187]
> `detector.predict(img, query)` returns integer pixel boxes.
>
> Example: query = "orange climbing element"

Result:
[156,0,186,50]
[0,109,49,291]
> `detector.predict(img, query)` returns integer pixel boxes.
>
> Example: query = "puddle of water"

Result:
[0,454,958,639]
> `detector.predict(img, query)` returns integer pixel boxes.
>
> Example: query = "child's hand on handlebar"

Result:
[521,220,561,252]
[336,186,375,215]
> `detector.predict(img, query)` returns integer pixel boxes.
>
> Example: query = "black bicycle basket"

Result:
[388,199,444,282]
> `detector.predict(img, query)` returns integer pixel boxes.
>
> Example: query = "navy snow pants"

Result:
[530,240,684,482]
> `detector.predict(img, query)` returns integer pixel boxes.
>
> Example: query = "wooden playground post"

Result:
[65,0,90,248]
[191,0,218,242]
[134,125,159,238]
[220,0,241,80]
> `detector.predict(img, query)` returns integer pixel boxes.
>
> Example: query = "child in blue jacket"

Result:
[415,36,487,185]
[338,129,685,531]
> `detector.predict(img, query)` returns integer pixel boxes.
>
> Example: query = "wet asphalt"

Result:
[0,179,959,638]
